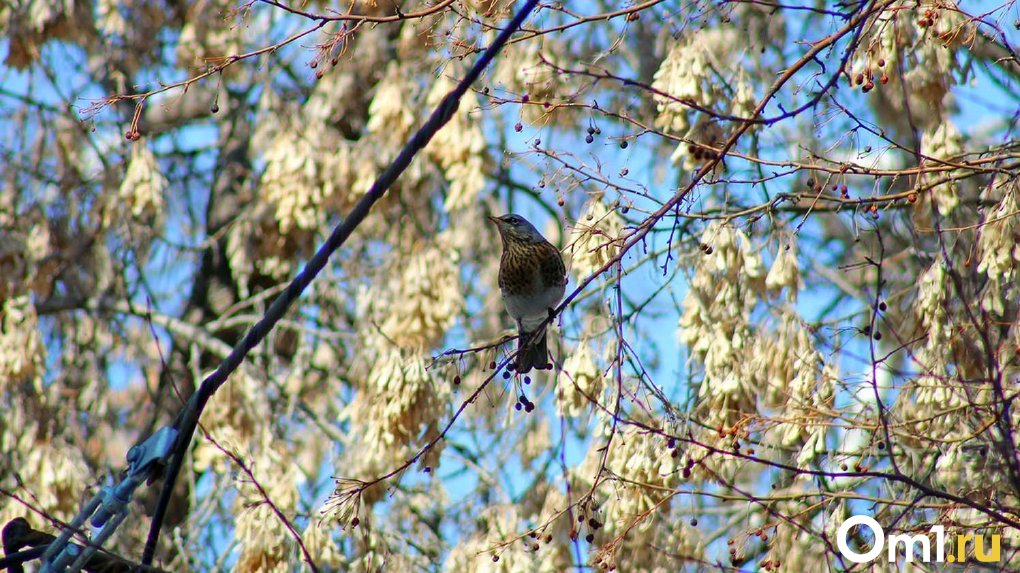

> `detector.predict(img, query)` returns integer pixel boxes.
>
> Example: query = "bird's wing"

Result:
[539,241,567,287]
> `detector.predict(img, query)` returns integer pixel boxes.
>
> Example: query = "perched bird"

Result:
[488,213,567,373]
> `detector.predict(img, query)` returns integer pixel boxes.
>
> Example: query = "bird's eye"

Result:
[509,216,521,225]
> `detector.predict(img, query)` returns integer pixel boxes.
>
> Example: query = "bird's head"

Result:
[487,213,544,244]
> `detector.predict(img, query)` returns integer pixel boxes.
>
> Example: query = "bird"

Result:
[488,213,567,374]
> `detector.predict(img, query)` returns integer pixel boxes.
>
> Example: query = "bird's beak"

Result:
[486,215,500,225]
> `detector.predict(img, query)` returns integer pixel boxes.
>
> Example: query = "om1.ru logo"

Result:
[837,515,1000,564]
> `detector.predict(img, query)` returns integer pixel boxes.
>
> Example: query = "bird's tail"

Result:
[516,329,550,374]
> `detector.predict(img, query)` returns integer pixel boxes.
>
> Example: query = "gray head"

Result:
[487,213,545,244]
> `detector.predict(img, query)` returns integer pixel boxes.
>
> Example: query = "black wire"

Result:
[140,0,542,566]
